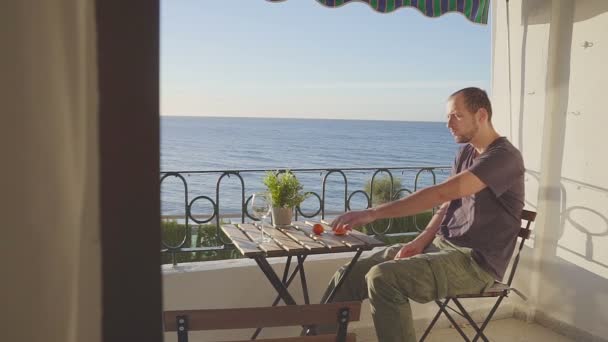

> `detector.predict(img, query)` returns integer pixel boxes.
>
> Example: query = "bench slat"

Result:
[164,302,361,331]
[226,332,357,342]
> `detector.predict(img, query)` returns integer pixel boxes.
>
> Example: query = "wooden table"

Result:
[220,221,385,338]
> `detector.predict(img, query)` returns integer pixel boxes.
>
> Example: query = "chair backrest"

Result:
[164,301,361,342]
[506,209,537,286]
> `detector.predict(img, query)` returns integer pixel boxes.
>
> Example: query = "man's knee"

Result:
[365,264,393,291]
[365,264,410,303]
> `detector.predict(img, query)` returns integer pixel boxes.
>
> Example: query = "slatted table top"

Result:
[221,221,385,258]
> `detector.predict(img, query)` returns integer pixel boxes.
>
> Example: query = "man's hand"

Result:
[394,240,425,260]
[331,209,375,231]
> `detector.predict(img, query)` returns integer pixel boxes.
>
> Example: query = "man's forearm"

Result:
[367,170,485,222]
[332,171,483,231]
[410,203,448,248]
[369,185,447,221]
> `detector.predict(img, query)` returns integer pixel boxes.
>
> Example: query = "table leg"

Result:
[254,256,297,305]
[265,255,308,307]
[281,256,292,284]
[297,255,310,305]
[251,256,308,339]
[322,248,363,304]
[295,254,320,335]
[304,249,364,336]
[253,256,318,340]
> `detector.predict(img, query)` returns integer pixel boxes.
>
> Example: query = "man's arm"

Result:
[393,201,449,259]
[331,170,487,230]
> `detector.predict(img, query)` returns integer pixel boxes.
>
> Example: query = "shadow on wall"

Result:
[573,0,608,22]
[514,1,608,336]
[516,0,547,153]
[517,0,608,273]
[525,172,608,339]
[524,170,608,268]
[516,0,608,154]
[522,0,608,25]
[563,206,608,266]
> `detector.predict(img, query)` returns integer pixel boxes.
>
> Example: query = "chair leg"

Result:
[420,298,471,342]
[439,303,472,342]
[419,299,449,342]
[451,298,489,342]
[471,295,505,342]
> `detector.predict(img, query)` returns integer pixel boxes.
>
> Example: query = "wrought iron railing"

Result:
[160,166,451,264]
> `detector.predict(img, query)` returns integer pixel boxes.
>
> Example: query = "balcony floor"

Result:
[355,318,574,342]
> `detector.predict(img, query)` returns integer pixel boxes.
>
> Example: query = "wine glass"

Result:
[250,192,271,243]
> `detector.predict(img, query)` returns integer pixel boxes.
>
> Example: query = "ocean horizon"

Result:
[160,114,445,125]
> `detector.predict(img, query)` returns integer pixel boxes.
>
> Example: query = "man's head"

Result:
[446,87,493,144]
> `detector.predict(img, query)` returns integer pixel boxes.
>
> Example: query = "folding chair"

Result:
[419,209,537,342]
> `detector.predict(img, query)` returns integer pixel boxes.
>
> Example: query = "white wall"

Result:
[492,1,608,340]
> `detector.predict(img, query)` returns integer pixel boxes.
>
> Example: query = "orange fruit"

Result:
[312,223,325,235]
[334,226,347,236]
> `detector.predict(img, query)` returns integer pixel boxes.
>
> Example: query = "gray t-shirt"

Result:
[439,137,525,280]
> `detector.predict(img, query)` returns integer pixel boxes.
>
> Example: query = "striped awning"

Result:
[267,0,490,24]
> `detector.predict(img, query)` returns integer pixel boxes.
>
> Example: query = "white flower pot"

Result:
[271,207,293,226]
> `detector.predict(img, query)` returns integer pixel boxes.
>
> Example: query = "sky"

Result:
[160,0,491,122]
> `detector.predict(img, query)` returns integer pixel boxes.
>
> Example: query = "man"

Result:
[323,87,525,342]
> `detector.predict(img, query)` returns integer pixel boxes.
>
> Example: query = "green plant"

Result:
[161,219,194,264]
[160,220,241,265]
[161,219,192,248]
[364,175,403,206]
[263,170,308,208]
[193,223,242,261]
[358,175,433,238]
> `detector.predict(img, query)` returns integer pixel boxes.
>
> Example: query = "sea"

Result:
[160,116,457,219]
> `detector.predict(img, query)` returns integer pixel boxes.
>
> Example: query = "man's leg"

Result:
[366,241,495,342]
[315,244,403,334]
[319,244,403,303]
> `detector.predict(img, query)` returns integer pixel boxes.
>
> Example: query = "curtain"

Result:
[0,1,101,341]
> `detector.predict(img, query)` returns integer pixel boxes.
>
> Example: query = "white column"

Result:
[527,0,574,321]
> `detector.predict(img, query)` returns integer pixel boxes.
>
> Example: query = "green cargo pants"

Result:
[319,237,495,342]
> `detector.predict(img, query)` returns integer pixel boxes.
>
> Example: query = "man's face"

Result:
[446,95,479,144]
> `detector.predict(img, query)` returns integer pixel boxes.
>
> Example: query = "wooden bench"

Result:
[164,301,362,342]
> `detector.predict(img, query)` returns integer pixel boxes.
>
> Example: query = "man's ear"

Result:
[477,108,489,123]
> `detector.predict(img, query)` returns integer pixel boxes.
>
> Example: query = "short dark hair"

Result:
[449,87,493,121]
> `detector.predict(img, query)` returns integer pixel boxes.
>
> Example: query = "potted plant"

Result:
[263,170,307,226]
